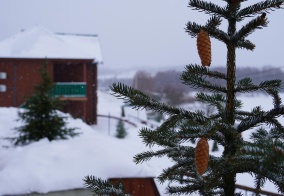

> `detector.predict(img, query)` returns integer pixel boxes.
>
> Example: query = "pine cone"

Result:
[197,29,211,67]
[195,137,209,175]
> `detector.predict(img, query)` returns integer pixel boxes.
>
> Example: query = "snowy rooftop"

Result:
[0,26,103,63]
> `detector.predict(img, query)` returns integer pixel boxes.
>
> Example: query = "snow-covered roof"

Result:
[0,26,103,63]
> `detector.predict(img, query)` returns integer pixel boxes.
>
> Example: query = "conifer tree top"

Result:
[85,1,284,195]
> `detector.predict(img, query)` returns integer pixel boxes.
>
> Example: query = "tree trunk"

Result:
[225,7,237,194]
[223,173,236,195]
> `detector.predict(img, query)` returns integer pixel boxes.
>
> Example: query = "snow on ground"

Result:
[0,90,283,195]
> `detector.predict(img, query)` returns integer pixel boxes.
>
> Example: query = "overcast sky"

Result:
[0,0,283,69]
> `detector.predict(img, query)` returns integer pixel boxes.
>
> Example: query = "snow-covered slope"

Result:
[0,91,282,195]
[0,91,167,195]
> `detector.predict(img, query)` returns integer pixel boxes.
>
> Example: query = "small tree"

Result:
[115,119,127,139]
[13,63,78,145]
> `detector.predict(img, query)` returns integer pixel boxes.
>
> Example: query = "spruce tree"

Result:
[85,0,284,195]
[116,119,127,139]
[13,63,78,145]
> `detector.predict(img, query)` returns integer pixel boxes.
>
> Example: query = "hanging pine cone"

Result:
[195,137,209,175]
[197,28,211,67]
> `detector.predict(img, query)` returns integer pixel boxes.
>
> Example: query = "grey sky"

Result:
[0,0,283,69]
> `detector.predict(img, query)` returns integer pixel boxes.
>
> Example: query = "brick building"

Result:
[0,26,102,124]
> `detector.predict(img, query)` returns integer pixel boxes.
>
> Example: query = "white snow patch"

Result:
[0,91,283,195]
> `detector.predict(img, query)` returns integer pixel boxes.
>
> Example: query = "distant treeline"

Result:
[99,77,133,90]
[99,66,284,90]
[99,66,284,105]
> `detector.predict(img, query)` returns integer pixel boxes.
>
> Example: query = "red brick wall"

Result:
[61,101,84,119]
[86,63,97,124]
[54,62,84,82]
[109,178,160,196]
[0,59,53,106]
[0,58,97,124]
[0,59,15,106]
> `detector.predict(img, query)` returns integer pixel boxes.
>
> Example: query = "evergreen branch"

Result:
[237,0,284,18]
[233,13,268,43]
[235,77,258,92]
[222,0,247,2]
[84,176,131,196]
[182,76,227,93]
[265,88,282,108]
[211,131,226,146]
[235,79,282,93]
[209,28,230,44]
[233,159,282,193]
[241,144,266,156]
[168,181,224,196]
[205,16,222,30]
[181,67,227,93]
[167,184,202,195]
[189,0,227,17]
[196,92,226,106]
[110,83,208,122]
[237,146,283,169]
[195,92,228,118]
[185,21,229,44]
[138,127,164,147]
[266,172,284,193]
[235,111,250,121]
[166,171,225,196]
[233,154,264,171]
[273,139,284,157]
[170,175,197,184]
[254,174,266,194]
[185,15,221,38]
[133,150,167,164]
[139,115,180,148]
[184,64,227,80]
[178,123,210,139]
[178,117,228,146]
[233,153,284,193]
[270,127,284,139]
[238,106,284,133]
[179,122,226,146]
[250,127,270,143]
[134,145,194,164]
[236,39,256,50]
[237,107,265,132]
[158,157,196,183]
[185,21,202,38]
[166,145,196,162]
[267,118,284,133]
[259,80,282,91]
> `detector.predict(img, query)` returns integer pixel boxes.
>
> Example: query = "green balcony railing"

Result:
[52,82,87,98]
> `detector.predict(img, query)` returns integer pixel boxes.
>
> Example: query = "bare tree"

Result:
[132,70,155,94]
